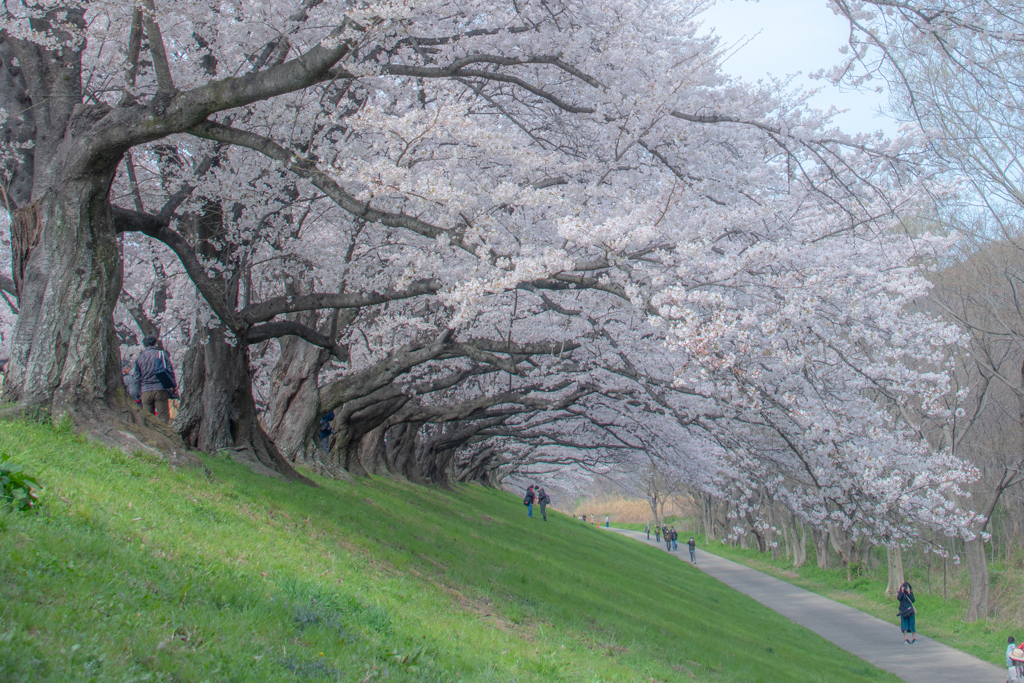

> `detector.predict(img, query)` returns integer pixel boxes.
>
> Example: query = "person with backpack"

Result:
[645,521,650,540]
[523,486,535,518]
[687,537,697,564]
[897,581,917,644]
[131,336,177,421]
[536,486,551,521]
[318,410,335,454]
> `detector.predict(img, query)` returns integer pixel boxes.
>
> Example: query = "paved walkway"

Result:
[609,528,1004,683]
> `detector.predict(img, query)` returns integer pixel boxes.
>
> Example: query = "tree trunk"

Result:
[264,332,326,467]
[1,181,192,459]
[964,537,990,621]
[357,425,388,476]
[794,522,808,568]
[385,421,428,484]
[175,327,310,483]
[828,524,858,582]
[649,494,662,533]
[859,537,874,571]
[885,545,905,596]
[5,185,123,410]
[812,528,831,569]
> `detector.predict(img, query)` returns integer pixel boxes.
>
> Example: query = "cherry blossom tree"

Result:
[0,0,983,554]
[831,0,1024,616]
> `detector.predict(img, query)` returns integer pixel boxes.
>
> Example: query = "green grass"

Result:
[690,534,1015,667]
[0,421,899,683]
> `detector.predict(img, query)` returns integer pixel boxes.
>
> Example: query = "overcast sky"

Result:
[696,0,899,137]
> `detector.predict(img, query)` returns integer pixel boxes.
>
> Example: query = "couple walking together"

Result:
[523,486,550,521]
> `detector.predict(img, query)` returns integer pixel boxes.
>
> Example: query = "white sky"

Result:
[696,0,900,137]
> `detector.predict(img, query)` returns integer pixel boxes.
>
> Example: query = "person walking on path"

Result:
[897,581,917,644]
[132,336,177,421]
[654,524,661,543]
[687,537,697,563]
[671,528,679,550]
[665,527,673,551]
[645,521,650,540]
[318,410,335,454]
[523,486,535,518]
[537,486,550,521]
[605,514,610,528]
[1006,636,1020,682]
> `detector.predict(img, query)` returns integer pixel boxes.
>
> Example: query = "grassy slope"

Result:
[0,421,898,683]
[684,534,1013,668]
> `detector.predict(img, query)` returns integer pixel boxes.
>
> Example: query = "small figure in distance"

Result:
[665,526,672,551]
[645,520,650,540]
[654,524,661,544]
[671,527,678,551]
[688,536,697,564]
[897,581,917,644]
[536,486,550,521]
[581,513,587,523]
[318,410,335,453]
[605,514,610,528]
[132,335,177,421]
[523,486,535,518]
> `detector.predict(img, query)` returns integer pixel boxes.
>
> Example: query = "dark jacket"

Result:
[319,411,335,438]
[523,489,535,505]
[687,539,696,551]
[671,530,678,541]
[537,488,550,505]
[132,347,176,393]
[897,587,915,616]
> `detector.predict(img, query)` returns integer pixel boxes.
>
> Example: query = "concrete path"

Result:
[609,528,1004,683]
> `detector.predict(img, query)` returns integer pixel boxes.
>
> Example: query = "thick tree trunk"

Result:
[357,425,388,475]
[385,421,428,484]
[885,545,905,596]
[453,446,502,486]
[264,332,325,467]
[965,537,990,621]
[175,327,310,483]
[793,522,808,568]
[5,184,123,410]
[859,537,874,571]
[812,528,831,569]
[829,524,858,581]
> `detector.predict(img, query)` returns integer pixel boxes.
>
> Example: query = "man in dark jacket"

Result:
[132,336,177,421]
[536,486,550,521]
[524,486,535,518]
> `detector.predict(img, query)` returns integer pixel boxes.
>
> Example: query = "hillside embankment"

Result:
[0,420,897,682]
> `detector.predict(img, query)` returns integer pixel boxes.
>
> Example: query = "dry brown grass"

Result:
[571,493,695,524]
